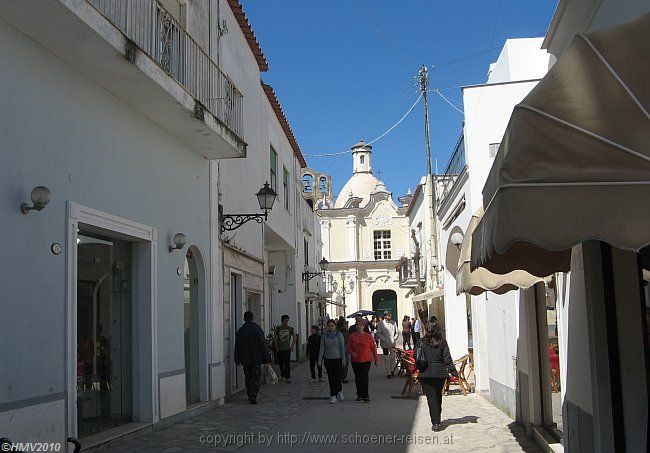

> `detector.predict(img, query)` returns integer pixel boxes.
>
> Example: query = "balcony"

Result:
[0,0,246,159]
[398,257,421,288]
[438,132,466,204]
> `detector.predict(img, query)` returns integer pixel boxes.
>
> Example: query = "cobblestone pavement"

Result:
[103,360,542,452]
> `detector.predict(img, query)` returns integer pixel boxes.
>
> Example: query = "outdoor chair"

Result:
[442,354,470,396]
[393,348,406,376]
[400,354,420,397]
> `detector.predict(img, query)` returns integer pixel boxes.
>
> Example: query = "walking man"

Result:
[234,311,269,404]
[274,315,296,383]
[376,311,399,378]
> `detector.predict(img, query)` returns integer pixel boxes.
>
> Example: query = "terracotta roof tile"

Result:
[261,81,307,168]
[227,0,268,72]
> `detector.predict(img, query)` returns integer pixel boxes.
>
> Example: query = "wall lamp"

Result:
[450,232,464,250]
[21,186,51,214]
[169,232,187,253]
[220,182,277,233]
[302,258,329,282]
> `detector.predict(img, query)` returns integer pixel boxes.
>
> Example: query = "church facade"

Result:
[318,141,413,321]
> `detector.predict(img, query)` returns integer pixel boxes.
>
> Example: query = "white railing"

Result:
[89,0,244,140]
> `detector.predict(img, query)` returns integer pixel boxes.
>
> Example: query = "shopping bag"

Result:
[264,363,278,385]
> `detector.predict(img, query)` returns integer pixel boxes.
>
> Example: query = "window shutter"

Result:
[158,0,183,23]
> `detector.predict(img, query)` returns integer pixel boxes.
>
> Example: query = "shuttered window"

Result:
[159,0,183,24]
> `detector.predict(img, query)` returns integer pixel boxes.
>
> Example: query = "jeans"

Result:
[309,356,322,379]
[323,358,342,396]
[412,331,420,345]
[276,350,291,379]
[351,361,371,398]
[420,377,447,425]
[242,364,261,402]
[402,332,412,349]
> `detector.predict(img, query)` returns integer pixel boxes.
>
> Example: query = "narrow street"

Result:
[102,359,541,452]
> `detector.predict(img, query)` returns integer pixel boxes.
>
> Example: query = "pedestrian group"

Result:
[234,309,458,431]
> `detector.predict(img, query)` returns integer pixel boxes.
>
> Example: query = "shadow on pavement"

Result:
[440,415,480,428]
[507,422,544,452]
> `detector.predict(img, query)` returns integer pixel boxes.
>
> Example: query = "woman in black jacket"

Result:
[416,321,458,431]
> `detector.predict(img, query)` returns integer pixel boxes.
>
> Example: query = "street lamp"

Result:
[302,258,329,282]
[220,182,277,232]
[451,232,464,249]
[21,186,51,214]
[333,272,354,318]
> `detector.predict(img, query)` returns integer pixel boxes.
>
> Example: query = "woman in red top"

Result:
[347,319,380,402]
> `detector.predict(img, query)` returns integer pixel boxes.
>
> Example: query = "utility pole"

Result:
[416,65,441,323]
[419,65,433,177]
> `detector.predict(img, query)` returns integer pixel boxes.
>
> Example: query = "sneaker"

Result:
[386,374,392,379]
[337,391,344,401]
[363,397,370,402]
[329,396,338,404]
[356,397,362,402]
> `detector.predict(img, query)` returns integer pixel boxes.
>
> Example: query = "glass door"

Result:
[184,251,200,405]
[76,233,133,438]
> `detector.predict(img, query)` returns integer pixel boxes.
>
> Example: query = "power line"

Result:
[304,92,422,158]
[432,89,464,114]
[355,0,411,73]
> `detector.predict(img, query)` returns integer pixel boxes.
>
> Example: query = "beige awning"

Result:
[457,209,544,295]
[412,288,444,302]
[471,13,650,277]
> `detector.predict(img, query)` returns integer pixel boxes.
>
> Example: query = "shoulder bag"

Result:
[415,343,429,373]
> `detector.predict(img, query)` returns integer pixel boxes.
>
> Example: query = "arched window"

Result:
[302,174,314,192]
[360,155,365,164]
[319,177,327,192]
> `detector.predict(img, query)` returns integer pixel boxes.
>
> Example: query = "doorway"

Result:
[372,290,398,320]
[76,233,133,438]
[184,250,200,405]
[230,272,243,391]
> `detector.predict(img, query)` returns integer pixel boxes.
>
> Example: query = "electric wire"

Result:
[304,92,422,158]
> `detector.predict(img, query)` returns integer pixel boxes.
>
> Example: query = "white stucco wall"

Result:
[0,18,215,440]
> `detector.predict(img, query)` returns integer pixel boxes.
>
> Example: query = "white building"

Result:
[454,2,649,452]
[0,0,323,448]
[318,141,414,322]
[434,38,550,380]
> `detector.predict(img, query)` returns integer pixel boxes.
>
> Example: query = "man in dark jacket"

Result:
[234,311,269,404]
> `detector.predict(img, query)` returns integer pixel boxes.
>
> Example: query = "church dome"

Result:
[334,172,380,208]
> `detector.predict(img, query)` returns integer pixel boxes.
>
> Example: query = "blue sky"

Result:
[244,0,558,199]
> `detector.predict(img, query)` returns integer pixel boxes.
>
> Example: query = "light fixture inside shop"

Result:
[169,232,187,253]
[220,182,278,232]
[21,186,51,214]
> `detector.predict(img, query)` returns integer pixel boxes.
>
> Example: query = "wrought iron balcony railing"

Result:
[89,0,244,140]
[398,257,421,288]
[438,132,466,204]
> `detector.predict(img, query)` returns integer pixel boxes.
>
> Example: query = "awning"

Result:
[471,13,650,277]
[412,288,444,302]
[457,209,544,295]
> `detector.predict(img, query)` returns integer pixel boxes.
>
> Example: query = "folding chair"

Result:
[442,354,470,396]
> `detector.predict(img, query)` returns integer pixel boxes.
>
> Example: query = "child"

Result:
[307,325,323,382]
